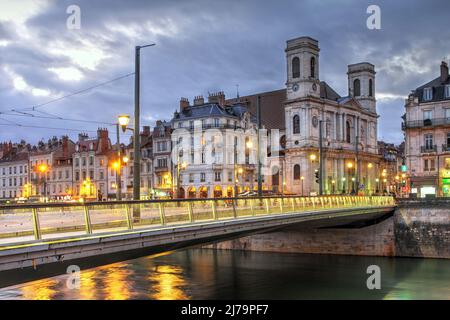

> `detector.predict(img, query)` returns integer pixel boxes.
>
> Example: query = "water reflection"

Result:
[20,279,59,300]
[149,265,189,300]
[0,249,449,300]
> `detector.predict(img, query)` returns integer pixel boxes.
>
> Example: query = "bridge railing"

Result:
[0,196,395,244]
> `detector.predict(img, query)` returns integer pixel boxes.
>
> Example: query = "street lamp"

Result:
[118,115,130,133]
[310,154,317,162]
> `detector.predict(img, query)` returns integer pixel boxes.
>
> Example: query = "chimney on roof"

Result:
[142,126,151,136]
[193,95,204,106]
[179,97,190,111]
[208,91,225,106]
[62,136,69,157]
[78,133,88,141]
[441,61,449,83]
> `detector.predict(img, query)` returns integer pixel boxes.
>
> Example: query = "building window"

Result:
[310,57,315,78]
[369,79,373,97]
[214,118,220,128]
[445,85,450,98]
[293,164,301,180]
[424,159,436,171]
[293,115,300,134]
[423,110,432,120]
[445,158,450,170]
[200,173,206,182]
[424,133,434,149]
[423,88,433,101]
[292,57,300,79]
[346,121,351,143]
[353,79,361,97]
[214,172,221,182]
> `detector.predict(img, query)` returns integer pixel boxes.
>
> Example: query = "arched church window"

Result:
[369,79,373,97]
[292,57,300,79]
[293,164,301,180]
[346,121,352,143]
[293,115,300,134]
[310,57,316,78]
[353,79,361,97]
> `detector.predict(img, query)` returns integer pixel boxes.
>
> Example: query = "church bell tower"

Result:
[285,36,321,100]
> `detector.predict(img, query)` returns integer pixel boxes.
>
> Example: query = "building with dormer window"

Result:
[403,61,450,197]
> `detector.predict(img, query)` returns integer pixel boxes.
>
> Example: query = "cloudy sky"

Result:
[0,0,449,145]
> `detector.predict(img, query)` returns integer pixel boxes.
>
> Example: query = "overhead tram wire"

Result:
[0,121,134,136]
[0,72,135,113]
[0,72,135,128]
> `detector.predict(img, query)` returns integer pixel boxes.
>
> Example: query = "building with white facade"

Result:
[171,92,257,198]
[403,61,450,197]
[0,142,30,200]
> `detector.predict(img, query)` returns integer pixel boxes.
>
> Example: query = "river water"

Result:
[0,249,449,300]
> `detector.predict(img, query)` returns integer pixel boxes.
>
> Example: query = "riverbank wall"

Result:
[206,199,450,259]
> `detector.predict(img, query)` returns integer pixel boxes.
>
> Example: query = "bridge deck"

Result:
[0,196,395,272]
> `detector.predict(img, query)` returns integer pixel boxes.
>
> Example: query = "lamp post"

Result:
[134,43,155,204]
[301,176,305,196]
[347,161,354,194]
[38,164,49,202]
[342,177,346,194]
[176,152,187,199]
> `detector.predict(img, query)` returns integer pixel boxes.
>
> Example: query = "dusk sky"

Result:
[1,0,450,145]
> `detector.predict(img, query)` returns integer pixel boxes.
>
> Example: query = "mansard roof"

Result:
[413,76,450,103]
[173,103,251,121]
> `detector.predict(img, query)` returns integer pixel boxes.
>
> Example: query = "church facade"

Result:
[282,36,380,195]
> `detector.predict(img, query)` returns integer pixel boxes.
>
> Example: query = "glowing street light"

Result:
[310,154,317,162]
[368,162,373,169]
[118,114,131,133]
[347,162,353,169]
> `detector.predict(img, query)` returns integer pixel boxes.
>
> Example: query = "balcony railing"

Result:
[154,166,168,172]
[420,145,437,153]
[403,117,450,129]
[443,144,450,152]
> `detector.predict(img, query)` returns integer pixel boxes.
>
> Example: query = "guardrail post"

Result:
[312,197,316,209]
[211,200,218,220]
[83,205,92,235]
[187,202,194,222]
[125,204,133,230]
[301,197,305,210]
[31,207,41,240]
[279,198,284,213]
[232,199,237,218]
[264,198,270,214]
[291,198,295,211]
[159,203,166,225]
[250,199,255,216]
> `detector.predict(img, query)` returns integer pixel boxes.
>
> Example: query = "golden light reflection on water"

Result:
[103,264,133,300]
[149,265,189,300]
[20,279,59,300]
[78,270,97,300]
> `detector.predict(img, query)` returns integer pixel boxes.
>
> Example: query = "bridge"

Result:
[0,196,395,274]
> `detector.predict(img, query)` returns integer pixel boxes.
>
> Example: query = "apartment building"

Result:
[403,61,450,197]
[0,142,30,200]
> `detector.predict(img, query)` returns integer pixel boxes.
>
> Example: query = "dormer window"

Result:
[445,85,450,98]
[423,87,433,101]
[89,142,94,150]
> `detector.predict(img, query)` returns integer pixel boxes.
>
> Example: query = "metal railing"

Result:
[403,117,450,129]
[0,196,395,244]
[420,145,437,153]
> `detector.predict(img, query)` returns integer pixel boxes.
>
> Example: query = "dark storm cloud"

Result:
[1,0,450,144]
